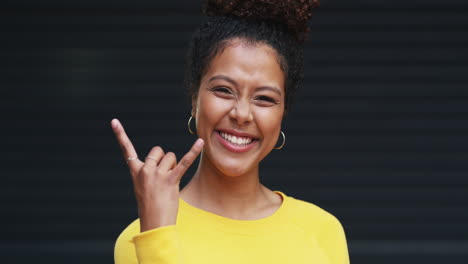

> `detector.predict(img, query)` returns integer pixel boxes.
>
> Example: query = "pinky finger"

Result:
[111,118,143,171]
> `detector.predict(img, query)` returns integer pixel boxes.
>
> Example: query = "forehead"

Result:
[202,39,285,91]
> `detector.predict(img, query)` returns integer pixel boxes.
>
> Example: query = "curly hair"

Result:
[185,0,320,114]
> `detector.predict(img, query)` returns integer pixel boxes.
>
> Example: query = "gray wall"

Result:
[2,0,468,263]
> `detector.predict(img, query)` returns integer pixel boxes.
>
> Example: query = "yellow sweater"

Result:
[114,191,349,264]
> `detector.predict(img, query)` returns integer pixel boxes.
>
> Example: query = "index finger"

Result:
[111,118,142,171]
[171,138,204,183]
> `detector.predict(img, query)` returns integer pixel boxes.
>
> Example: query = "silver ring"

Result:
[126,156,138,163]
[145,155,157,161]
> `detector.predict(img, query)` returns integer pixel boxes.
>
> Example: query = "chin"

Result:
[217,163,256,178]
[207,151,259,177]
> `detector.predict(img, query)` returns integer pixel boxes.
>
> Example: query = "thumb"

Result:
[171,138,204,183]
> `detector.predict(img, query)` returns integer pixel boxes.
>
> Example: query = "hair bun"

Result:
[204,0,320,42]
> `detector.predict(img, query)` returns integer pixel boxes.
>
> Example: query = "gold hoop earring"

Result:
[274,131,286,150]
[187,116,196,135]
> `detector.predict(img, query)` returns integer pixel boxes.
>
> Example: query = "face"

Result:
[192,39,285,177]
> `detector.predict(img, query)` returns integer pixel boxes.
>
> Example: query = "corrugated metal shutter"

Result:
[1,0,467,263]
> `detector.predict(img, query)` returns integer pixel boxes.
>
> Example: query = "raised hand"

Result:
[111,118,204,232]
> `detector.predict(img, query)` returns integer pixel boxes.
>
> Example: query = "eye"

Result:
[208,86,236,99]
[212,87,232,94]
[255,95,278,104]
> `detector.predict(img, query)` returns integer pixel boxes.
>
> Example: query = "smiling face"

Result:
[192,39,285,177]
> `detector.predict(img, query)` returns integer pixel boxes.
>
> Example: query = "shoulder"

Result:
[283,192,340,224]
[282,192,350,263]
[281,192,345,238]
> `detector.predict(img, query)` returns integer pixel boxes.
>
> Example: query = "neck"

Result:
[181,152,269,219]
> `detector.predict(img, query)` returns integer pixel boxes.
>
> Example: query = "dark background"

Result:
[2,0,468,263]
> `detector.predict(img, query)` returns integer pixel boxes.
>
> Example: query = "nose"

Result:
[229,99,253,126]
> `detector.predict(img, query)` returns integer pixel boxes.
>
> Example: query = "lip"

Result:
[215,130,258,153]
[216,129,258,139]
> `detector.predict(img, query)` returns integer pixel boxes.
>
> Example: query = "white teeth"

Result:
[219,131,253,145]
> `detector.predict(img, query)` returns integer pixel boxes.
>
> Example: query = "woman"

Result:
[113,0,349,263]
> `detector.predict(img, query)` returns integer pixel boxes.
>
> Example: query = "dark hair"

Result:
[185,0,320,114]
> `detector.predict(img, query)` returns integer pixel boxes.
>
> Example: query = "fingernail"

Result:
[111,119,118,128]
[195,138,204,148]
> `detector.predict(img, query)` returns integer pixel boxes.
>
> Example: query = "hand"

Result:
[111,118,204,232]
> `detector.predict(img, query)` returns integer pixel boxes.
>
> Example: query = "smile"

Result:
[215,130,258,153]
[219,131,253,145]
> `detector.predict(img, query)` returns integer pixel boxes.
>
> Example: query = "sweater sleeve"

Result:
[114,220,183,264]
[320,216,350,264]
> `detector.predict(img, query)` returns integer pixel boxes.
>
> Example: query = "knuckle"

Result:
[162,175,172,184]
[180,158,191,168]
[167,175,178,185]
[152,146,164,154]
[185,152,195,162]
[189,148,198,155]
[155,167,165,176]
[166,152,176,160]
[140,166,151,175]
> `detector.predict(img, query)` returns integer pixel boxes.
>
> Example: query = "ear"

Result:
[191,95,197,117]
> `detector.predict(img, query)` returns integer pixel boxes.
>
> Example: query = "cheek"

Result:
[254,108,283,142]
[195,93,232,132]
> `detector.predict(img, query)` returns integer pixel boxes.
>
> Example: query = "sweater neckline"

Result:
[178,191,289,236]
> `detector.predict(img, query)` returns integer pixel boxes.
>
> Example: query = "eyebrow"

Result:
[208,75,282,96]
[208,75,237,86]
